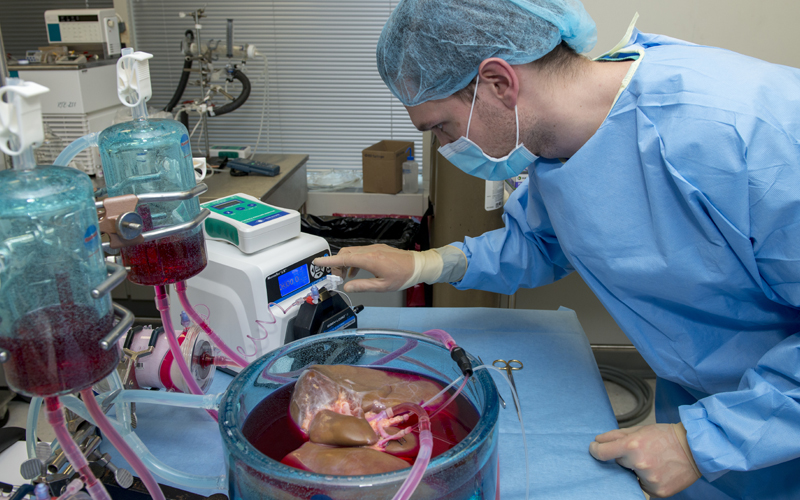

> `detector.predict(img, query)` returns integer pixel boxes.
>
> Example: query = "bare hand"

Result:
[313,244,414,293]
[589,424,701,498]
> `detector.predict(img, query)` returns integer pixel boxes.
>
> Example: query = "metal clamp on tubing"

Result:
[0,348,8,363]
[100,303,135,350]
[92,262,128,299]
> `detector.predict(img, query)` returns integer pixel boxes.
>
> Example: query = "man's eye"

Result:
[436,124,444,130]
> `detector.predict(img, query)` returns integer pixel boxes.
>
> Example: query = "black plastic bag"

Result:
[301,215,419,254]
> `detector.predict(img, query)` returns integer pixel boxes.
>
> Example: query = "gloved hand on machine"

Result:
[313,244,468,292]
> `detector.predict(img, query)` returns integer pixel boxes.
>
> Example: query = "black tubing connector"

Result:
[208,69,251,117]
[165,56,193,112]
[450,347,473,377]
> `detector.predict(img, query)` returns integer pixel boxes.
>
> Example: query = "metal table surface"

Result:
[99,307,643,499]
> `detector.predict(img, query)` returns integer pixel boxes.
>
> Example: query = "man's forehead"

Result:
[405,97,461,130]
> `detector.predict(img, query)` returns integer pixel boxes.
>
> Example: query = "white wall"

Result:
[584,0,800,68]
[515,0,800,345]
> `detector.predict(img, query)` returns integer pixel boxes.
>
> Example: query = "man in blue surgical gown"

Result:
[315,1,800,498]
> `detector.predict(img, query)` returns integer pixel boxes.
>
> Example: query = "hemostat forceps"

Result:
[493,359,523,415]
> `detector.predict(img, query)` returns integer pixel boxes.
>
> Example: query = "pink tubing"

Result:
[175,281,248,368]
[80,389,166,500]
[422,329,457,351]
[388,403,433,500]
[155,285,218,420]
[45,397,111,500]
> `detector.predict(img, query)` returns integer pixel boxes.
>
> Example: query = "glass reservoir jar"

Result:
[98,117,207,285]
[0,166,118,396]
[219,329,500,500]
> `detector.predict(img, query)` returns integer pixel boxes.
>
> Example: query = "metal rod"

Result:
[136,182,208,203]
[97,183,208,209]
[91,262,128,299]
[0,23,8,88]
[100,303,135,350]
[140,208,209,242]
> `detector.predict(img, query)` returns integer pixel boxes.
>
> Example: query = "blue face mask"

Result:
[438,74,537,181]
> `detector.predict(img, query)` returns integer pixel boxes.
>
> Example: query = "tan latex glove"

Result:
[589,423,701,498]
[313,244,433,293]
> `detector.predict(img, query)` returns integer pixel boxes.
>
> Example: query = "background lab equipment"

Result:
[165,7,264,158]
[44,9,122,59]
[9,8,126,175]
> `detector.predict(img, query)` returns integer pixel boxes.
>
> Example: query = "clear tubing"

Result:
[369,338,418,366]
[422,375,464,410]
[107,369,133,433]
[53,132,99,168]
[175,281,248,368]
[60,395,226,490]
[12,146,36,170]
[131,99,148,122]
[388,403,433,500]
[44,397,111,500]
[26,397,41,458]
[80,389,166,500]
[154,285,219,420]
[212,355,241,368]
[56,479,84,500]
[474,364,529,500]
[97,388,222,410]
[426,375,469,420]
[422,329,457,351]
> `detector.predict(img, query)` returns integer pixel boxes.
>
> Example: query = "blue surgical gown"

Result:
[450,30,800,499]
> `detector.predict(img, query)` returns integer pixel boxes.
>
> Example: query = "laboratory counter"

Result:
[201,154,309,211]
[96,307,643,499]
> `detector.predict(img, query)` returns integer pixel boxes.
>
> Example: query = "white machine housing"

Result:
[45,9,121,57]
[16,64,124,175]
[169,233,333,369]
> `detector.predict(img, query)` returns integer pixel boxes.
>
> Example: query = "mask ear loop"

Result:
[515,105,520,147]
[465,74,479,140]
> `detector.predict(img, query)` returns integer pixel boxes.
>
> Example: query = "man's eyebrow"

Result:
[416,121,436,132]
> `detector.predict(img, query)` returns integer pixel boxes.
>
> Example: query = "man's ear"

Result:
[478,58,519,110]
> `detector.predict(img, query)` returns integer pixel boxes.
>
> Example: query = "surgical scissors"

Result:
[493,359,523,414]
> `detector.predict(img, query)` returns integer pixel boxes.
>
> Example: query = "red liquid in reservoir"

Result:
[121,228,207,286]
[0,304,119,397]
[242,369,480,467]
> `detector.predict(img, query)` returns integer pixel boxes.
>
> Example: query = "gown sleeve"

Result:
[448,174,574,294]
[674,110,800,480]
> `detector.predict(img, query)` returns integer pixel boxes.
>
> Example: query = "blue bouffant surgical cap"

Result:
[377,0,597,107]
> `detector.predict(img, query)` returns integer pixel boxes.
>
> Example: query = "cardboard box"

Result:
[362,140,414,194]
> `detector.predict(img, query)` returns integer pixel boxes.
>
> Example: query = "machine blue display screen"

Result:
[278,265,310,297]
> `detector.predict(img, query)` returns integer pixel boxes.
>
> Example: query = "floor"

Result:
[603,378,657,499]
[604,378,658,428]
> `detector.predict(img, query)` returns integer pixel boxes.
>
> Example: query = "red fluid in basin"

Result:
[0,305,119,397]
[121,228,207,286]
[242,369,480,467]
